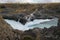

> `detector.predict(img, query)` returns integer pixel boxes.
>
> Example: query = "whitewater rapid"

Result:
[4,18,58,31]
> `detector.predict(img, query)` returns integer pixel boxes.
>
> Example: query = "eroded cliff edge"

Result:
[0,16,23,40]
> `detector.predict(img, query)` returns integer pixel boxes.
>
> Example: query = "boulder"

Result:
[19,18,27,25]
[58,18,60,26]
[3,15,18,21]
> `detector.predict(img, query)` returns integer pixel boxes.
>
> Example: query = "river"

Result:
[4,18,58,31]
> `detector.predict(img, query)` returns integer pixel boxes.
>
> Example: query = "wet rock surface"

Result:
[2,9,54,25]
[58,18,60,26]
[19,18,27,25]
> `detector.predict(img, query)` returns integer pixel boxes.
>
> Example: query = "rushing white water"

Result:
[4,18,58,31]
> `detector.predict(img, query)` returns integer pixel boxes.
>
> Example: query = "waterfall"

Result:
[27,9,38,21]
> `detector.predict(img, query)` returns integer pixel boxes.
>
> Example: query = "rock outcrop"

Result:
[58,18,60,26]
[0,16,23,40]
[21,28,41,40]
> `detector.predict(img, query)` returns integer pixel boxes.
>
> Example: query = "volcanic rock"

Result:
[0,16,23,40]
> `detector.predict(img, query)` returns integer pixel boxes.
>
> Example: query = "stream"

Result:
[4,18,58,31]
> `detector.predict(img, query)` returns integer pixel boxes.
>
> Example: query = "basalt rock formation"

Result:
[2,9,54,25]
[21,28,41,40]
[40,26,60,40]
[58,18,60,26]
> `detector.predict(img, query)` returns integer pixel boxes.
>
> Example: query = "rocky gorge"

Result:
[0,3,60,40]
